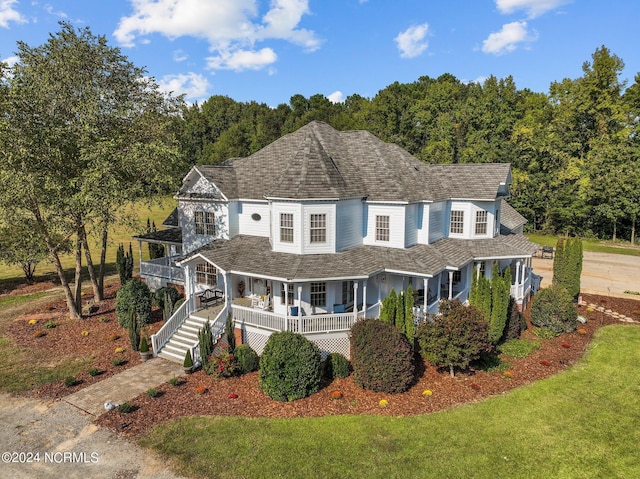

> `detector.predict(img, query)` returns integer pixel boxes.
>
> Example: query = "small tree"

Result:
[225,313,236,352]
[395,290,405,331]
[417,300,492,377]
[489,265,511,344]
[404,284,415,345]
[128,309,141,351]
[552,237,582,300]
[379,288,397,325]
[198,320,214,369]
[115,279,152,329]
[116,243,134,286]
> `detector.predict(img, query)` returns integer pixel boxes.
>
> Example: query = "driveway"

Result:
[0,393,185,479]
[532,250,640,298]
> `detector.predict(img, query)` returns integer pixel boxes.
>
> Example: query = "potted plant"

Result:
[183,349,193,374]
[139,336,151,361]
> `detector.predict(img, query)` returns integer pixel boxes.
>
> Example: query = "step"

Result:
[167,336,195,350]
[157,350,184,363]
[174,329,199,341]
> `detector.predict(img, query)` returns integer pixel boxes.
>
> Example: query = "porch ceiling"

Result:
[182,234,538,281]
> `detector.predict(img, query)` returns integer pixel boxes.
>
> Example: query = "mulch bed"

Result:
[4,281,640,439]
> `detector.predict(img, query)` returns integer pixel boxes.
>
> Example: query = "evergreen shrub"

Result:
[115,279,152,328]
[259,331,322,401]
[323,352,350,379]
[235,344,259,373]
[530,285,578,334]
[350,319,414,393]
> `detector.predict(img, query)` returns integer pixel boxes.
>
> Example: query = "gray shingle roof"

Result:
[133,228,183,245]
[192,121,511,202]
[500,199,527,234]
[162,208,179,227]
[183,234,537,281]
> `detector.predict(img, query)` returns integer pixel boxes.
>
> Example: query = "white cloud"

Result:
[157,72,210,100]
[495,0,570,18]
[173,49,188,62]
[207,47,277,71]
[2,55,18,67]
[44,3,68,18]
[394,23,429,59]
[327,91,343,103]
[0,0,27,28]
[114,0,321,71]
[481,21,537,55]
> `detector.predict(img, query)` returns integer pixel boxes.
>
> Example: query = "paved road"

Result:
[532,251,640,298]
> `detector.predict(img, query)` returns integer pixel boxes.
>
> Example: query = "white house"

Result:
[138,121,538,364]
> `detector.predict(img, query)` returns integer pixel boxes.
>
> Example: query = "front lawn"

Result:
[526,233,640,257]
[141,325,640,479]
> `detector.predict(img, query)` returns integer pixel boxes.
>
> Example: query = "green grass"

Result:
[0,291,51,308]
[0,196,176,283]
[526,233,640,257]
[141,325,640,479]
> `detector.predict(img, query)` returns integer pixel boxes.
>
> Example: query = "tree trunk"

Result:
[632,217,636,245]
[50,246,82,320]
[73,232,83,314]
[612,219,617,242]
[80,224,102,302]
[98,225,108,296]
[449,364,455,378]
[22,262,36,284]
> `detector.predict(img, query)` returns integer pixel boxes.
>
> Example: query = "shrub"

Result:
[168,377,182,386]
[206,346,239,379]
[88,367,99,376]
[183,349,193,369]
[416,300,492,377]
[350,319,414,393]
[117,402,133,413]
[146,387,160,398]
[235,344,259,373]
[198,321,214,369]
[498,339,540,359]
[44,320,56,329]
[112,357,125,366]
[115,243,134,286]
[115,278,152,329]
[530,285,578,334]
[139,336,149,353]
[323,352,350,379]
[533,327,558,339]
[259,331,322,401]
[154,286,181,309]
[64,376,77,387]
[502,298,526,341]
[553,237,583,300]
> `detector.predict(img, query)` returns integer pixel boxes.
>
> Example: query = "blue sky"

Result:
[1,0,639,106]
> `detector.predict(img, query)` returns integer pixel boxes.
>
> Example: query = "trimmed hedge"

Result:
[530,285,578,334]
[350,319,414,393]
[323,352,350,380]
[235,344,259,373]
[115,278,152,328]
[259,332,322,402]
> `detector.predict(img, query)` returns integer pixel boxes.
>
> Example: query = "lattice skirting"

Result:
[241,325,351,359]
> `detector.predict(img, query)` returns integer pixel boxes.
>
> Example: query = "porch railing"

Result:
[232,305,357,334]
[140,256,184,282]
[510,274,531,301]
[151,295,195,356]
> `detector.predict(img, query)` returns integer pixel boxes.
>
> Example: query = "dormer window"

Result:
[280,213,294,243]
[310,214,326,243]
[450,210,464,235]
[475,211,488,235]
[195,211,215,236]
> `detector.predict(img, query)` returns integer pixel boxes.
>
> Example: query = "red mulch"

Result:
[5,282,640,439]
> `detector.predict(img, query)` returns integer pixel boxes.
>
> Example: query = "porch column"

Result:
[362,280,367,316]
[521,261,527,285]
[423,277,429,311]
[353,282,359,321]
[297,284,302,323]
[437,273,441,302]
[448,271,454,300]
[222,271,228,308]
[515,261,521,285]
[476,262,481,279]
[137,240,143,273]
[166,243,172,282]
[184,264,192,300]
[284,283,289,331]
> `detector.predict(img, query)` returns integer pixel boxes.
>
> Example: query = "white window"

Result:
[450,210,464,235]
[280,283,294,305]
[310,282,326,307]
[280,213,294,243]
[375,215,390,241]
[310,214,326,243]
[475,210,488,235]
[195,211,215,236]
[196,263,216,286]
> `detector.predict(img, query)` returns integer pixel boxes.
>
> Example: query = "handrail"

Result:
[151,295,194,357]
[190,305,228,367]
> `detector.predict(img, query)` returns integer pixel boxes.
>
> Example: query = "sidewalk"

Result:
[64,357,185,416]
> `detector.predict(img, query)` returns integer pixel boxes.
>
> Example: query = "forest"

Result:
[175,45,640,244]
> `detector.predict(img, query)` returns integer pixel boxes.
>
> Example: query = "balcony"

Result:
[140,256,184,283]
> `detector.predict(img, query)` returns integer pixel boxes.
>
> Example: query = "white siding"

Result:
[405,203,419,247]
[179,200,229,254]
[363,204,405,249]
[228,201,239,237]
[336,199,363,251]
[237,201,271,237]
[302,203,336,254]
[271,202,303,254]
[448,201,473,238]
[428,201,446,243]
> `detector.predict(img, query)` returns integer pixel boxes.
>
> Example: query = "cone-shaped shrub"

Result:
[259,332,322,401]
[351,319,414,393]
